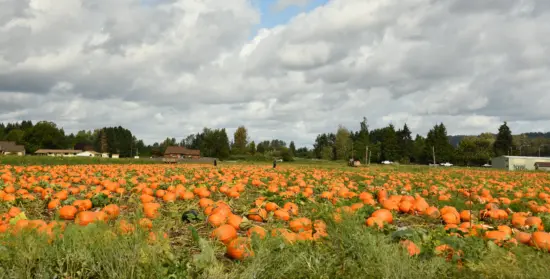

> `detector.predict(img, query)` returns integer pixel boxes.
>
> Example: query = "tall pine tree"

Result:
[493,122,513,156]
[424,123,455,163]
[397,123,413,163]
[381,124,399,161]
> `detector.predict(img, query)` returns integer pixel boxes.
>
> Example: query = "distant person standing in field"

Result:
[273,159,277,168]
[214,159,217,166]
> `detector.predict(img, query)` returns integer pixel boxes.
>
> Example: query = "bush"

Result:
[280,147,294,162]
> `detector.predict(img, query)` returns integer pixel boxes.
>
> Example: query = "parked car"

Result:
[381,160,393,165]
[440,162,453,167]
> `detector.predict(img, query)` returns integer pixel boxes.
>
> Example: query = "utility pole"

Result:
[351,141,355,161]
[365,146,369,164]
[432,146,436,165]
[368,150,371,165]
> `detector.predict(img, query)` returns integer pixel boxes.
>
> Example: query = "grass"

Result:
[2,212,550,279]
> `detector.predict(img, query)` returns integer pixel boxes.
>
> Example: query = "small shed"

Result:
[101,153,109,158]
[535,162,550,171]
[112,154,120,159]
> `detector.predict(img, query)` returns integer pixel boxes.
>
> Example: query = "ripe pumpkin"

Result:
[162,192,177,202]
[398,200,412,213]
[211,224,238,244]
[75,211,98,226]
[400,240,420,256]
[139,218,153,230]
[247,226,267,239]
[371,209,393,224]
[8,207,21,218]
[274,210,290,221]
[424,207,440,218]
[59,206,78,220]
[265,202,279,212]
[525,216,543,230]
[366,217,384,229]
[531,232,550,251]
[119,220,135,234]
[48,199,61,210]
[102,204,121,220]
[227,214,243,230]
[283,202,299,216]
[485,230,508,243]
[208,213,227,227]
[289,218,312,233]
[442,212,460,225]
[247,208,267,222]
[226,237,254,260]
[143,202,161,219]
[459,210,471,222]
[514,230,532,244]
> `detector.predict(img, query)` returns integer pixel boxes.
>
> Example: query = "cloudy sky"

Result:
[1,0,549,147]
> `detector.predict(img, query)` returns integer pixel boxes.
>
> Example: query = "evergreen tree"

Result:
[0,123,5,140]
[424,123,455,163]
[380,124,399,161]
[256,141,266,154]
[248,141,256,155]
[289,141,296,156]
[397,123,413,163]
[493,122,514,156]
[352,117,370,162]
[412,135,426,163]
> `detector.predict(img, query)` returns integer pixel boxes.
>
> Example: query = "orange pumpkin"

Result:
[211,224,238,244]
[226,237,254,260]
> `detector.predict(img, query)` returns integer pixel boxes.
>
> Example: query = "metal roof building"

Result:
[491,156,550,171]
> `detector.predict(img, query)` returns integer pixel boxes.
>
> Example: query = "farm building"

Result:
[491,156,550,171]
[76,151,100,157]
[535,162,550,171]
[0,141,26,156]
[35,149,82,157]
[164,146,200,159]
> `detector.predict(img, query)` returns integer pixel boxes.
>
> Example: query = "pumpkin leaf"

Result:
[9,212,28,225]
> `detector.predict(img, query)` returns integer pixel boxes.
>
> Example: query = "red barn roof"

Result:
[164,146,200,156]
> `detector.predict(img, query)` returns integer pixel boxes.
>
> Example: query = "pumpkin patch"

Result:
[1,163,550,277]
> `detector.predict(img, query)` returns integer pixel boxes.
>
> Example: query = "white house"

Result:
[111,154,120,159]
[76,151,100,157]
[35,149,82,157]
[101,153,109,158]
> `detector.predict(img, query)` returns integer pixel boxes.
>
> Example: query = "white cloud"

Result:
[1,0,550,147]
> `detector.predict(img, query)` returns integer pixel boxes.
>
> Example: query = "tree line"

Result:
[1,119,549,164]
[310,118,550,166]
[0,121,294,160]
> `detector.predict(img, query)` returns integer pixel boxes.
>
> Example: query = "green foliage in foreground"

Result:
[1,214,550,279]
